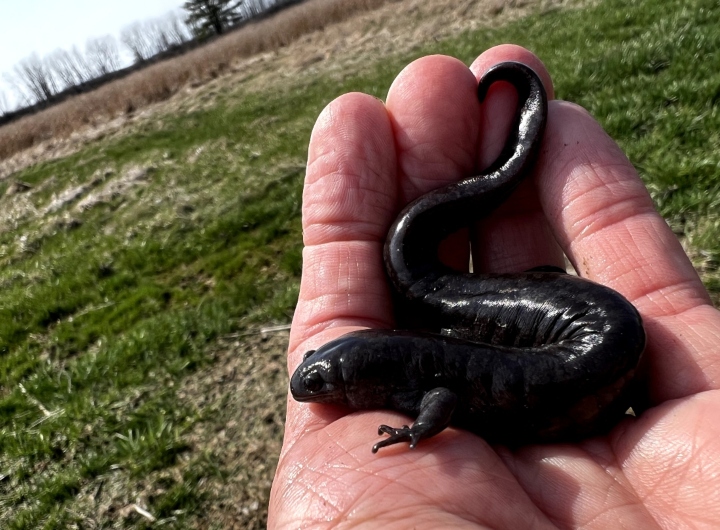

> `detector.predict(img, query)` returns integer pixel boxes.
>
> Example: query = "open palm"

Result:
[268,46,720,528]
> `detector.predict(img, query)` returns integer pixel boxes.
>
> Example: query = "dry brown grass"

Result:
[0,0,575,179]
[0,0,396,163]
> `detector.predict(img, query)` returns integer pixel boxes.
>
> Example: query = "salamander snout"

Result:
[290,348,346,404]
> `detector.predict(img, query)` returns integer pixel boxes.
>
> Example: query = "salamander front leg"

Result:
[372,388,458,453]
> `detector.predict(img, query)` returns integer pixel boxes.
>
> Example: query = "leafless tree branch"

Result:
[12,54,58,104]
[47,47,93,90]
[86,36,121,76]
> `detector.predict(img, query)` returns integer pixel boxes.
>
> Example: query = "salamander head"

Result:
[290,329,416,409]
[290,340,347,404]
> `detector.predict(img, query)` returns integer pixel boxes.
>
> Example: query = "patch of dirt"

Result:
[75,165,154,212]
[0,0,583,181]
[0,164,156,255]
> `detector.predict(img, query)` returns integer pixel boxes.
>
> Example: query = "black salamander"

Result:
[291,62,646,452]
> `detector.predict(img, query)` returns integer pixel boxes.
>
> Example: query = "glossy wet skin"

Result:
[290,345,344,404]
[290,62,645,452]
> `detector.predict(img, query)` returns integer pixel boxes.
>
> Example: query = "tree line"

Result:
[0,0,301,115]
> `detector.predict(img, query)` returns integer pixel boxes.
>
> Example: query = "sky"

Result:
[0,0,185,110]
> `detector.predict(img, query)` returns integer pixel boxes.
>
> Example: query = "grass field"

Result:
[1,0,719,527]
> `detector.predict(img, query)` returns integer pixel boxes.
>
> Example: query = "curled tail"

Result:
[384,62,548,297]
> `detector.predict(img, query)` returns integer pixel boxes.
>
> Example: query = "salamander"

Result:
[290,62,646,452]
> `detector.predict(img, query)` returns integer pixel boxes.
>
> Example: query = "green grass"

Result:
[1,0,719,526]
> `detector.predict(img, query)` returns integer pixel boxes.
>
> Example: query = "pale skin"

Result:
[268,45,720,529]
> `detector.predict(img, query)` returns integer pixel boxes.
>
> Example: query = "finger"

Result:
[289,93,397,366]
[386,55,480,201]
[386,54,479,270]
[470,45,565,273]
[537,100,720,401]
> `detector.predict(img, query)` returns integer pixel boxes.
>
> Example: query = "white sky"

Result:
[0,0,184,110]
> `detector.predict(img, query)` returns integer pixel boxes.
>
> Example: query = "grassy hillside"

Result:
[1,0,719,527]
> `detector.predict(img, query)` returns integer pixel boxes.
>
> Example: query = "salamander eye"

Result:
[304,371,325,393]
[303,350,316,361]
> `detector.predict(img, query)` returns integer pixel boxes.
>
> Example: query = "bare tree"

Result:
[121,22,155,63]
[147,15,191,54]
[236,0,292,21]
[47,47,92,90]
[143,19,169,54]
[163,10,192,46]
[120,12,191,64]
[2,73,33,108]
[0,90,10,116]
[86,35,121,76]
[12,53,58,104]
[70,46,96,82]
[237,0,260,19]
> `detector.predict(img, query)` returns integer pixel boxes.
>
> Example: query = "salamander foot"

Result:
[372,425,419,453]
[371,388,458,453]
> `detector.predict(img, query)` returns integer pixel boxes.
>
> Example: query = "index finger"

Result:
[288,92,398,364]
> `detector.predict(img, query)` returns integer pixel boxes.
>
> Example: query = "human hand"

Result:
[268,45,720,528]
